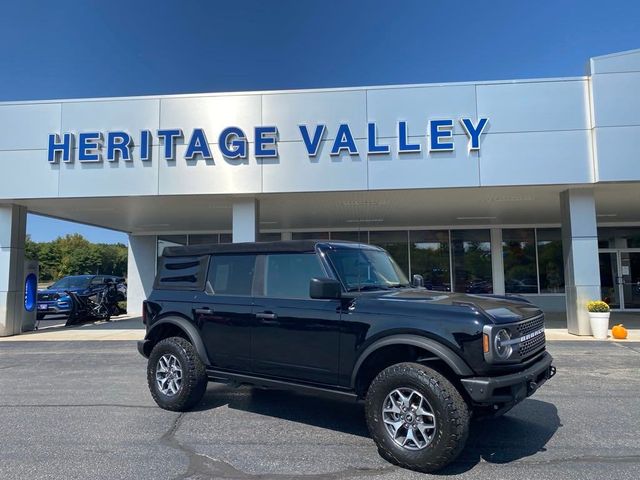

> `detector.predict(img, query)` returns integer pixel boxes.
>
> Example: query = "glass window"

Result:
[410,230,451,291]
[264,254,325,298]
[369,231,409,277]
[50,277,70,289]
[258,232,282,242]
[326,247,409,291]
[503,229,538,294]
[598,227,640,249]
[291,232,330,240]
[537,228,564,293]
[189,234,220,245]
[158,235,188,257]
[451,230,492,293]
[207,255,256,296]
[156,256,209,290]
[330,231,368,243]
[219,233,232,243]
[66,276,92,289]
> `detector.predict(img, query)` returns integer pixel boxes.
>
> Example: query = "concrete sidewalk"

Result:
[1,314,638,342]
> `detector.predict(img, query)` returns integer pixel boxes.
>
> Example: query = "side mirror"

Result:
[310,277,342,299]
[412,274,425,288]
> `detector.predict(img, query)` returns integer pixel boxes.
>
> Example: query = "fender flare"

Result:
[145,317,210,365]
[350,334,473,388]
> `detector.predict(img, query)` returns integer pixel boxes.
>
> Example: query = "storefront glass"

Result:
[409,230,451,291]
[537,228,564,293]
[451,230,492,293]
[503,229,538,294]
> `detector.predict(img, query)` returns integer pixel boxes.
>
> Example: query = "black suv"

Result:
[138,241,555,472]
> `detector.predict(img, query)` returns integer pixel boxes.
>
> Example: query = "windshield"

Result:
[325,247,410,291]
[52,276,91,290]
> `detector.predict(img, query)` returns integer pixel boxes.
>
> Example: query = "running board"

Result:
[205,369,359,401]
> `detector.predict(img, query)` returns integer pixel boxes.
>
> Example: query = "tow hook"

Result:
[527,380,538,395]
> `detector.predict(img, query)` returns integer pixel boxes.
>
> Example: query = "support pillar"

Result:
[490,228,505,295]
[232,198,259,243]
[560,189,600,335]
[127,235,157,317]
[0,205,27,336]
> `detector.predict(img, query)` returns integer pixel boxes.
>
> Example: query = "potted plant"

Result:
[587,300,610,339]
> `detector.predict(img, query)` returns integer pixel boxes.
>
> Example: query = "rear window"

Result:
[154,255,209,290]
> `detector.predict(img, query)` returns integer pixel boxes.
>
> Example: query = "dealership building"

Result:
[1,48,639,337]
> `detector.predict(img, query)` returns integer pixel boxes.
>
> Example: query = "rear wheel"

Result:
[365,362,470,473]
[147,337,207,411]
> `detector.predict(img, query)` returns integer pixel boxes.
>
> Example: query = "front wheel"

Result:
[147,337,207,411]
[365,362,470,473]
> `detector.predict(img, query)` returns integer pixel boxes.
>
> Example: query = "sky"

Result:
[3,0,639,243]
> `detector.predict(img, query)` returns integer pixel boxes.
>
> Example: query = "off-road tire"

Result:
[365,362,470,473]
[147,337,207,411]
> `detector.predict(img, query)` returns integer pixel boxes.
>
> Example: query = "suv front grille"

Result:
[515,315,545,359]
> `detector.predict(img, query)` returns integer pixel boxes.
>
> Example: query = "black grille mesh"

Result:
[516,315,545,358]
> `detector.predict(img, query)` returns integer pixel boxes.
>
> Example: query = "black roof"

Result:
[162,240,380,257]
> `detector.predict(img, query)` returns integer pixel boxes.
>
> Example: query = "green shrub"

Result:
[587,300,610,313]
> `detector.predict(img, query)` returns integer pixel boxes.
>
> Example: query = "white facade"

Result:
[1,48,640,336]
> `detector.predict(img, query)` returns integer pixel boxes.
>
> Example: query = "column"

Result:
[560,189,601,335]
[0,205,27,336]
[127,235,157,317]
[490,228,505,295]
[232,198,259,243]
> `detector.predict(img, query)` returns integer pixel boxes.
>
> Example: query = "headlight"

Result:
[494,329,513,360]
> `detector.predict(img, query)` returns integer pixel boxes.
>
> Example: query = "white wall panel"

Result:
[590,50,640,74]
[367,85,476,138]
[591,72,640,127]
[479,131,592,186]
[262,91,366,141]
[0,103,61,150]
[160,95,261,143]
[262,140,367,192]
[594,126,640,182]
[159,144,261,195]
[477,81,589,133]
[0,150,59,198]
[58,147,159,197]
[61,99,160,138]
[368,135,480,190]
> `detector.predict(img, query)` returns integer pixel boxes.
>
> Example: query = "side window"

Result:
[91,277,104,286]
[264,253,325,299]
[207,255,256,296]
[155,255,209,290]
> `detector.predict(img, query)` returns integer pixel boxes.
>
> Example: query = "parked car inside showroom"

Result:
[37,275,126,319]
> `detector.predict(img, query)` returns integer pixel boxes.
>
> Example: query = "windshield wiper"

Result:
[346,284,391,292]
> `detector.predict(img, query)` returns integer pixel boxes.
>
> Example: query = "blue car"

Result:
[36,275,126,319]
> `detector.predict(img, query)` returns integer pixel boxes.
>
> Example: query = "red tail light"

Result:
[142,301,148,325]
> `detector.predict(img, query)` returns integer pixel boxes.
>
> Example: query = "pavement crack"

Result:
[159,412,393,480]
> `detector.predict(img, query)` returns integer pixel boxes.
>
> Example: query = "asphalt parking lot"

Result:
[1,340,639,480]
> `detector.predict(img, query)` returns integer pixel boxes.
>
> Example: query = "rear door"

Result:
[193,254,257,372]
[251,253,342,385]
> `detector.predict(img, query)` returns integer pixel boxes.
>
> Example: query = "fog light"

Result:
[494,329,513,360]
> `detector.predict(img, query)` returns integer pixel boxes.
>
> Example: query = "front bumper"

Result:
[460,351,555,404]
[37,302,71,315]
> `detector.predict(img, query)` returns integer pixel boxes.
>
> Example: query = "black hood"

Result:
[361,288,542,324]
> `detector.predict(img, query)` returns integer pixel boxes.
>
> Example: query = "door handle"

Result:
[256,312,277,320]
[194,307,213,315]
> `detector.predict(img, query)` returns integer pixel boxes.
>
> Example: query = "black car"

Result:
[138,241,555,473]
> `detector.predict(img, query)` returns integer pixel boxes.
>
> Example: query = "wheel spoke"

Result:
[404,426,417,447]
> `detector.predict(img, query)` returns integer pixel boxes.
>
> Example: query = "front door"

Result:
[251,252,342,385]
[599,249,640,310]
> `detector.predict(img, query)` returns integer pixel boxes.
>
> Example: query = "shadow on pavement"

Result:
[196,385,560,472]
